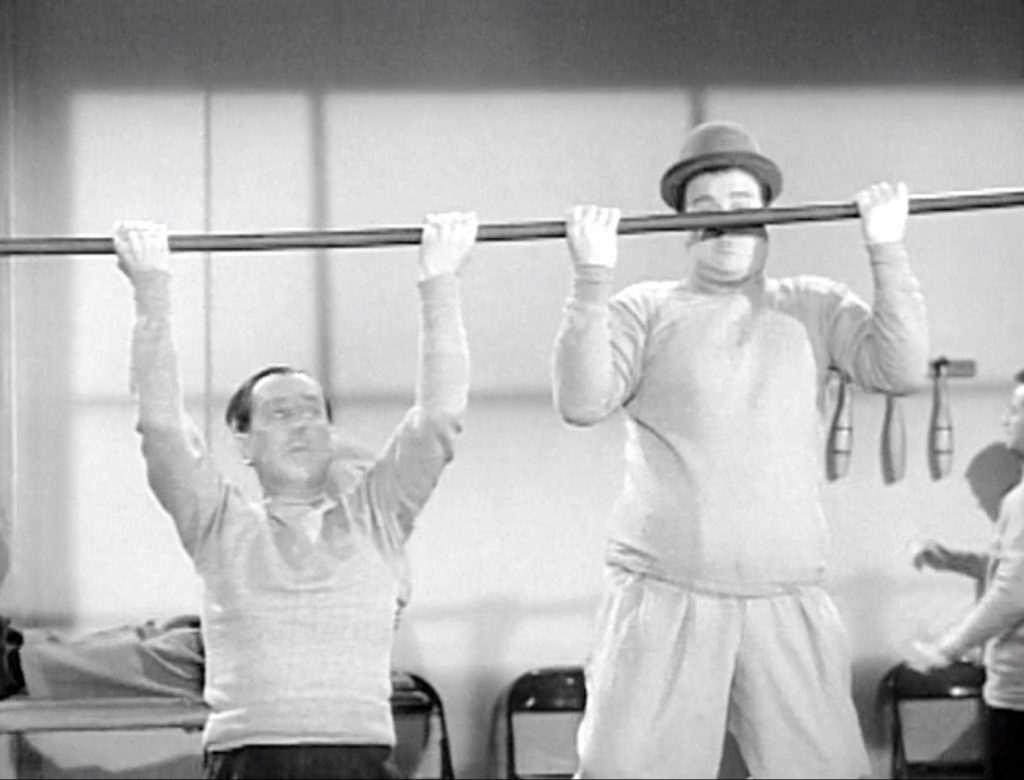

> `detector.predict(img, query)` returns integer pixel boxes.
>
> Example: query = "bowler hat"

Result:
[659,120,783,212]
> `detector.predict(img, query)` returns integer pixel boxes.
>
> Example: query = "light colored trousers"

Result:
[575,568,871,779]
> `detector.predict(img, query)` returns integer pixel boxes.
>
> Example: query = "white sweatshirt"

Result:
[552,244,928,596]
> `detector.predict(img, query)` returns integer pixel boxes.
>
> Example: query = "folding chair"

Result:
[885,660,985,779]
[505,665,586,779]
[391,671,456,779]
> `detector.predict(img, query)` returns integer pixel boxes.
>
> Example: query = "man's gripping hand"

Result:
[113,221,171,282]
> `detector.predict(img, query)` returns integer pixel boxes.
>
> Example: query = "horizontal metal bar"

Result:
[2,187,1023,257]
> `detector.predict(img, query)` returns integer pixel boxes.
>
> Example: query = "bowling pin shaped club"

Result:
[928,359,954,480]
[881,394,907,485]
[826,370,853,481]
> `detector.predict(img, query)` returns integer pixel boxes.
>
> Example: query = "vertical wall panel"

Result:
[0,0,15,597]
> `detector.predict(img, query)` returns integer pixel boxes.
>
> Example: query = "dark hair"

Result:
[224,365,333,433]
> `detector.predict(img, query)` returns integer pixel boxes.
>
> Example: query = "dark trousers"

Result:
[986,705,1024,780]
[204,744,404,780]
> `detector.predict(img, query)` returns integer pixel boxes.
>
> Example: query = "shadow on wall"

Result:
[964,441,1023,524]
[11,1,1024,90]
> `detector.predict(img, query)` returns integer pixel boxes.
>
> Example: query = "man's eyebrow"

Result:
[261,396,301,408]
[259,398,289,409]
[262,389,321,403]
[688,195,718,207]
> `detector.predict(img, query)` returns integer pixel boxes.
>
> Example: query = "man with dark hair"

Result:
[552,119,929,778]
[225,365,335,435]
[910,371,1024,780]
[110,212,477,779]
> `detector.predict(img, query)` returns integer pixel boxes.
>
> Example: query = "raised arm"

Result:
[348,212,477,539]
[414,211,476,419]
[113,221,226,558]
[831,182,930,393]
[552,205,643,426]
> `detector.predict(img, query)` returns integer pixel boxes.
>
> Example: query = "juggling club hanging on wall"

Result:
[826,369,853,481]
[880,394,907,485]
[927,357,977,480]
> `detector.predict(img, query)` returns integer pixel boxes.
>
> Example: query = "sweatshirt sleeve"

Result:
[130,272,228,560]
[346,273,468,546]
[827,243,930,394]
[551,265,647,426]
[415,273,469,418]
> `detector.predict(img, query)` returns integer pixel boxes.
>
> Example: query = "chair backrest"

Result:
[887,661,985,700]
[505,665,586,780]
[392,671,456,779]
[884,661,985,779]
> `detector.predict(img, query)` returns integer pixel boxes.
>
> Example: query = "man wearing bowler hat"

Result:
[551,120,929,777]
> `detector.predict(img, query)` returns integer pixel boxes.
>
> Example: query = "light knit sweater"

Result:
[553,244,928,596]
[129,271,468,751]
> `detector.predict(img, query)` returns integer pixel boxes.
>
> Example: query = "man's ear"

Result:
[234,431,255,466]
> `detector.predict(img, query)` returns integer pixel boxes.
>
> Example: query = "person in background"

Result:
[912,440,1023,595]
[551,119,929,778]
[112,211,477,780]
[909,370,1024,780]
[0,613,204,703]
